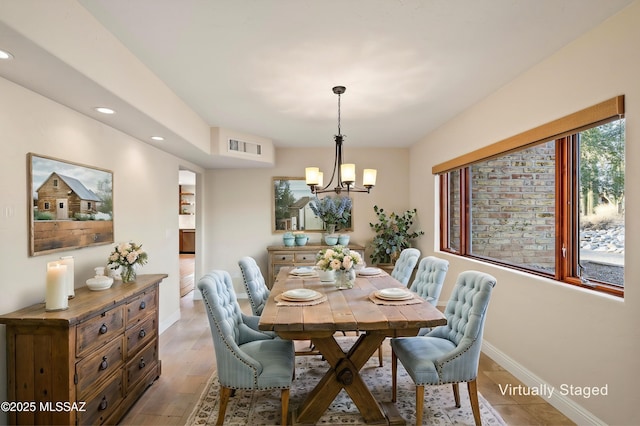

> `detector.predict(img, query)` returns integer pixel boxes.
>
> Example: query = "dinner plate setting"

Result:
[374,287,414,301]
[280,288,323,302]
[289,267,318,277]
[356,267,382,276]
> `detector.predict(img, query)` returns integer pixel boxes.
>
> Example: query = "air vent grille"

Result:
[228,139,262,155]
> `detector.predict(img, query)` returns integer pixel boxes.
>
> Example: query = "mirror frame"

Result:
[272,176,353,233]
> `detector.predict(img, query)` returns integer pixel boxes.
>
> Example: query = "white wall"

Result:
[201,146,411,294]
[410,3,639,424]
[0,77,199,413]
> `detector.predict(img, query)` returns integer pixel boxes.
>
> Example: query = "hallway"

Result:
[179,253,195,297]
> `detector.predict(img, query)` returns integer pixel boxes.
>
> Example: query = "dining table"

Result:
[258,266,447,425]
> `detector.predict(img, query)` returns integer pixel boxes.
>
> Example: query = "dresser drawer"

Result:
[294,252,316,263]
[77,371,124,426]
[272,252,294,264]
[76,335,124,398]
[76,306,125,357]
[125,314,157,359]
[126,340,158,390]
[126,289,157,327]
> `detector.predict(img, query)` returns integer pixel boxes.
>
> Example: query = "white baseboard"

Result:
[482,341,606,426]
[159,308,181,335]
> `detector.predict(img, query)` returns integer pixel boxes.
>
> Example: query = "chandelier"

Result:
[305,86,377,195]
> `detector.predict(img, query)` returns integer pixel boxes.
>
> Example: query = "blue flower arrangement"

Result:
[309,196,352,229]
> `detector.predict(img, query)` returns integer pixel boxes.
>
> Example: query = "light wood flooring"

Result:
[120,257,574,425]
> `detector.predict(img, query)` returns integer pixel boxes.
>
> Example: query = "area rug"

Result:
[186,344,506,425]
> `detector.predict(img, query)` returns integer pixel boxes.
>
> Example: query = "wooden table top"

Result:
[259,268,446,336]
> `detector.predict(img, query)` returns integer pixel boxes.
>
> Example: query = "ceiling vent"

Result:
[228,138,262,156]
[210,127,274,167]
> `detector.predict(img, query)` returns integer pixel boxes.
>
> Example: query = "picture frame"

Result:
[28,153,114,256]
[272,176,353,233]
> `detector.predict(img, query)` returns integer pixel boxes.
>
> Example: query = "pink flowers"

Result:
[107,241,148,269]
[316,245,362,271]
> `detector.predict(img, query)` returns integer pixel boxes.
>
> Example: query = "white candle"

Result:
[59,256,75,298]
[46,262,68,311]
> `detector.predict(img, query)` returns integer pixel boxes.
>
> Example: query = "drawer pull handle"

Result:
[99,397,108,411]
[140,301,146,310]
[99,324,108,334]
[99,356,108,370]
[139,357,146,369]
[139,329,146,338]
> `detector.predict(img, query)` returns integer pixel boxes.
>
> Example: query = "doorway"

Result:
[179,170,196,296]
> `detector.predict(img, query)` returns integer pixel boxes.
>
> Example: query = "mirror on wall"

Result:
[272,177,353,233]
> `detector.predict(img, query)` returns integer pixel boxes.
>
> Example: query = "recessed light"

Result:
[151,136,165,141]
[94,107,115,114]
[0,49,14,60]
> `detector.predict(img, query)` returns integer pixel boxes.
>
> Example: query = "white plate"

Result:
[290,267,316,276]
[357,267,382,276]
[281,288,321,301]
[377,288,413,300]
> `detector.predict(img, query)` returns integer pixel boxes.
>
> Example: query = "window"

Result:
[436,97,624,296]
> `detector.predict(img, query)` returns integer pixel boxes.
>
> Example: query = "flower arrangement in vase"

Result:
[107,241,148,283]
[309,196,352,233]
[315,245,363,289]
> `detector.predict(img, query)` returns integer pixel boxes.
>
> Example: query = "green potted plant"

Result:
[369,205,424,268]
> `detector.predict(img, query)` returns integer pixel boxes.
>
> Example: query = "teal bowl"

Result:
[324,236,339,245]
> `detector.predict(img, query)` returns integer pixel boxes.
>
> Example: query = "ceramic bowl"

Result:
[86,275,114,291]
[324,235,338,245]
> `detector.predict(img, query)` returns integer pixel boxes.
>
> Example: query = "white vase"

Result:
[318,269,335,283]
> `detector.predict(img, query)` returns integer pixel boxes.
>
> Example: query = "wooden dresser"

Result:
[266,244,365,288]
[0,274,166,425]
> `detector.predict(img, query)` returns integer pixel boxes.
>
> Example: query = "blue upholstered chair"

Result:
[408,256,449,335]
[198,270,295,425]
[391,248,421,285]
[391,271,497,426]
[238,256,270,316]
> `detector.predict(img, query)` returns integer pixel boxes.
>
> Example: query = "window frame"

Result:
[436,96,624,297]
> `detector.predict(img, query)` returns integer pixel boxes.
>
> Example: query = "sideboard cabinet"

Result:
[266,244,365,288]
[0,274,167,425]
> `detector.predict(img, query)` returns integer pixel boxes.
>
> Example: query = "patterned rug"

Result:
[186,345,506,425]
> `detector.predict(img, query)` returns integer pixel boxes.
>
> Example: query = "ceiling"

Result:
[1,0,635,168]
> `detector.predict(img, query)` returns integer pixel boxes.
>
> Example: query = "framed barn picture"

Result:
[28,153,114,256]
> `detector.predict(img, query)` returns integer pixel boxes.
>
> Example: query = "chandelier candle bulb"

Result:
[341,164,356,184]
[46,262,68,311]
[363,169,377,187]
[59,255,75,298]
[305,167,320,185]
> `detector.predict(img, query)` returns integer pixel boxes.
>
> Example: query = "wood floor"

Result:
[120,257,574,425]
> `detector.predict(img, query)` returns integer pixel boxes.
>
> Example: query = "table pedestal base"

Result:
[295,331,391,424]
